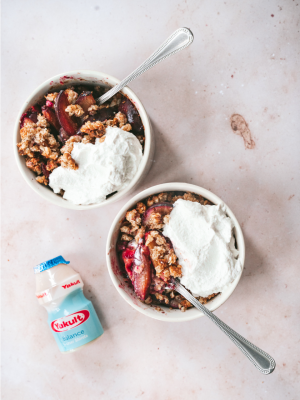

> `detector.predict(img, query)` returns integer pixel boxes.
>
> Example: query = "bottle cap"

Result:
[33,256,70,274]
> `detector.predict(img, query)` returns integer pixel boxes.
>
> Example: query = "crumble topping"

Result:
[65,89,78,104]
[114,112,127,127]
[135,226,146,242]
[36,114,49,128]
[81,135,94,144]
[136,202,146,214]
[126,209,141,227]
[45,159,59,172]
[45,92,58,102]
[25,157,42,174]
[59,153,79,170]
[65,104,84,117]
[17,117,60,184]
[88,105,99,115]
[58,136,82,170]
[80,121,106,138]
[147,192,170,207]
[145,230,182,281]
[60,135,82,155]
[121,234,133,241]
[36,175,48,185]
[121,124,132,132]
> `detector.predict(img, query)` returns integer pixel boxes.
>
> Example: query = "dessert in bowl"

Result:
[106,183,245,322]
[14,71,154,210]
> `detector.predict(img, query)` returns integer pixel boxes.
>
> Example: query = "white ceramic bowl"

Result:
[106,182,245,322]
[14,70,154,210]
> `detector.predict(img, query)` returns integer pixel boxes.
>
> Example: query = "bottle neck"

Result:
[36,273,84,306]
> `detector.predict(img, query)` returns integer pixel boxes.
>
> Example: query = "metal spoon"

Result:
[96,27,194,105]
[175,279,276,374]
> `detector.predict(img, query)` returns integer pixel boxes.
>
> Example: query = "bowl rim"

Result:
[13,70,152,210]
[106,182,245,322]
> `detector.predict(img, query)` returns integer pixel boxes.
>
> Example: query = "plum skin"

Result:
[132,243,152,301]
[55,90,78,136]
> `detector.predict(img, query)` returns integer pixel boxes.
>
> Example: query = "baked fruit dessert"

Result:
[117,191,241,312]
[17,85,145,205]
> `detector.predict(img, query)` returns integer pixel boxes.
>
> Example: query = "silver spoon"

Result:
[96,27,194,105]
[175,279,276,374]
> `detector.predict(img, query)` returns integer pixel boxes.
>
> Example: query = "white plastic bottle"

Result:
[35,256,103,353]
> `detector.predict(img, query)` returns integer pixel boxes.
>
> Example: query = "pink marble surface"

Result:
[2,0,300,399]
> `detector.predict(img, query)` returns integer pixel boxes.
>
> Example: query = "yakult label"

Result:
[62,279,80,289]
[51,310,90,332]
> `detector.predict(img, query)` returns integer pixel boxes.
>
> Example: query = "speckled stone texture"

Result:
[2,0,300,399]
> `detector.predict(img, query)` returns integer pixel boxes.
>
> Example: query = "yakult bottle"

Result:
[34,256,103,353]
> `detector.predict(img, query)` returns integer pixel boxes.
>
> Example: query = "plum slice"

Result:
[55,90,78,136]
[31,105,41,114]
[86,106,117,123]
[118,98,144,133]
[42,105,61,131]
[41,162,50,179]
[121,240,137,281]
[29,113,38,123]
[75,91,96,113]
[58,128,70,143]
[132,242,152,301]
[142,202,173,227]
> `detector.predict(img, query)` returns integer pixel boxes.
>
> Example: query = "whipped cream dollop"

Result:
[163,199,241,297]
[49,126,143,205]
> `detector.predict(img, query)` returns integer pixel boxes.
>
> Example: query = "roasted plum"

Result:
[55,90,78,136]
[118,98,144,133]
[75,91,96,113]
[42,105,61,131]
[142,202,173,227]
[29,105,41,123]
[132,242,152,301]
[121,240,137,281]
[58,128,69,143]
[21,116,36,129]
[89,106,117,123]
[41,162,50,179]
[29,113,38,123]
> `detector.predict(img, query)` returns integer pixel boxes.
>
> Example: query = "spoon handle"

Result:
[97,27,194,105]
[175,281,276,375]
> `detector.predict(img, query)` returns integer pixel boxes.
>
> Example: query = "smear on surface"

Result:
[230,114,255,149]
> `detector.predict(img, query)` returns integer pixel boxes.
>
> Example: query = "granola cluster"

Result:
[145,231,181,281]
[17,117,60,184]
[117,191,216,312]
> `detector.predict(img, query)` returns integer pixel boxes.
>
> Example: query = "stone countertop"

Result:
[2,0,299,399]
